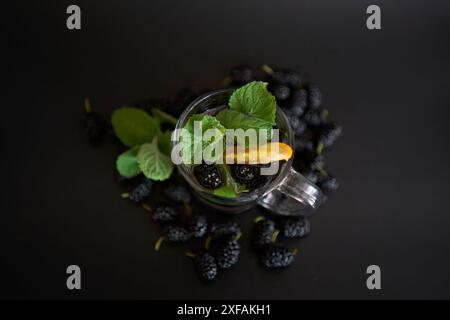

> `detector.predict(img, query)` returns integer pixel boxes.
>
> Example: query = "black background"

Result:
[3,0,450,299]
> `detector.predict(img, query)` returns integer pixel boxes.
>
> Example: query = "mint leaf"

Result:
[137,137,174,181]
[157,130,173,156]
[116,146,141,178]
[111,107,159,147]
[213,185,237,198]
[181,114,226,164]
[216,109,272,142]
[229,81,276,125]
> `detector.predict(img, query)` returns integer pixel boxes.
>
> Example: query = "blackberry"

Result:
[194,164,223,189]
[282,218,310,238]
[303,169,321,184]
[129,179,153,203]
[216,239,240,269]
[253,219,276,249]
[295,138,315,152]
[271,84,291,101]
[195,252,218,281]
[164,225,192,242]
[189,215,208,238]
[303,109,326,126]
[230,65,254,84]
[231,164,260,184]
[260,244,295,268]
[271,69,302,88]
[153,205,178,223]
[307,84,322,109]
[285,110,307,136]
[164,185,192,203]
[318,174,339,193]
[288,89,308,116]
[318,122,342,148]
[83,112,106,144]
[248,175,268,191]
[210,222,241,240]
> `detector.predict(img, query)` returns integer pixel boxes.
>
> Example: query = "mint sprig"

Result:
[229,81,276,125]
[111,107,159,147]
[112,106,175,182]
[116,146,141,178]
[138,137,174,181]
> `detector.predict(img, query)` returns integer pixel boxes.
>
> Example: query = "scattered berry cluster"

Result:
[227,65,342,194]
[83,64,343,282]
[252,215,309,268]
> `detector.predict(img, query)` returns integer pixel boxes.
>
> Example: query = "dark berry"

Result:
[230,65,254,84]
[271,84,291,101]
[189,215,208,238]
[304,170,320,184]
[295,138,315,152]
[282,218,310,238]
[288,89,307,116]
[164,185,192,203]
[194,164,223,189]
[271,69,302,88]
[231,164,260,184]
[195,252,218,281]
[153,205,178,223]
[216,239,240,269]
[260,244,295,268]
[164,225,192,242]
[318,122,342,148]
[83,112,106,144]
[318,174,339,193]
[307,84,322,109]
[253,219,276,249]
[210,222,241,240]
[303,109,326,126]
[129,179,153,203]
[248,175,268,191]
[285,110,307,136]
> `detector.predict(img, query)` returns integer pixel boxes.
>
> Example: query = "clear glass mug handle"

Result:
[257,167,325,217]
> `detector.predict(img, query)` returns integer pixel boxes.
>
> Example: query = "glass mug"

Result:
[172,89,324,217]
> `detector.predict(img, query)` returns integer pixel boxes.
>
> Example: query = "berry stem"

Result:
[261,64,274,75]
[271,229,280,243]
[154,236,165,251]
[185,251,197,258]
[254,215,266,223]
[292,248,299,256]
[141,203,152,212]
[204,235,212,251]
[121,192,130,198]
[84,97,92,114]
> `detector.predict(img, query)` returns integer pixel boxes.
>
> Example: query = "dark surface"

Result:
[3,0,450,299]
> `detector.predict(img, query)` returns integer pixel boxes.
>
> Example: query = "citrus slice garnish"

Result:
[224,142,293,164]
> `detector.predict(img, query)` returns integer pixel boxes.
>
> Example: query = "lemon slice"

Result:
[224,142,293,164]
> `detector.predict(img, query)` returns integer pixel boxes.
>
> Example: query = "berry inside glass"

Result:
[173,84,324,216]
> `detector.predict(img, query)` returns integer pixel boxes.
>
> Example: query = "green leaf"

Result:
[229,81,276,125]
[213,185,237,198]
[181,114,226,164]
[116,146,142,178]
[137,137,174,181]
[111,107,159,147]
[215,164,241,198]
[216,109,273,142]
[157,130,173,156]
[151,108,178,126]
